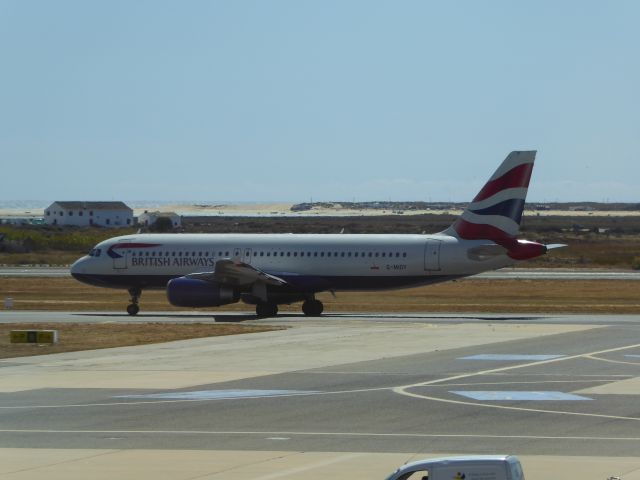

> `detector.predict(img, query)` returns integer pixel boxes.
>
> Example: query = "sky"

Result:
[1,1,639,203]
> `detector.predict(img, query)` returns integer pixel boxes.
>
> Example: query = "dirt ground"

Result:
[0,322,282,359]
[2,277,638,359]
[1,277,639,314]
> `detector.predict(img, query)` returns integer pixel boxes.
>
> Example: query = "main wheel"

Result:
[302,299,323,316]
[256,302,278,318]
[126,303,140,316]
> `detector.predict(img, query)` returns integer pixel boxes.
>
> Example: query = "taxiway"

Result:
[1,312,640,478]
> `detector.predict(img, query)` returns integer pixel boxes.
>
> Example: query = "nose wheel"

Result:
[127,288,141,316]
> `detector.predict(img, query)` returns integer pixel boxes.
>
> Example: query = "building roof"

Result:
[140,211,179,217]
[50,201,132,211]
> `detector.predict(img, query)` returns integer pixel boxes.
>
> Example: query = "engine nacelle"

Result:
[166,277,239,307]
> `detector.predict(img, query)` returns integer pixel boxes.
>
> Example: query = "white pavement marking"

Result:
[1,429,640,442]
[393,341,640,422]
[585,355,640,366]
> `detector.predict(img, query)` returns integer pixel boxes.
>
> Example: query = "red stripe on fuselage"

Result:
[453,219,546,259]
[473,163,534,202]
[453,218,514,242]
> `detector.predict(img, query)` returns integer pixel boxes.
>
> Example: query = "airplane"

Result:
[70,151,564,317]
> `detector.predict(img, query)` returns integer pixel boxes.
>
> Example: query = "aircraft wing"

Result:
[186,259,288,287]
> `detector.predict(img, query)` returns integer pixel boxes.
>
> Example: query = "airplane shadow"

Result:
[72,312,545,322]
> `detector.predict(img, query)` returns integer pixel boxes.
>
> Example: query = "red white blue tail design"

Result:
[446,151,536,242]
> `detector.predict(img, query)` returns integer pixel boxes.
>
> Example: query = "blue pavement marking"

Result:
[115,389,318,400]
[451,391,592,401]
[458,354,565,361]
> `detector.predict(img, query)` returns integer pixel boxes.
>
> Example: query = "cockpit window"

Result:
[88,248,102,257]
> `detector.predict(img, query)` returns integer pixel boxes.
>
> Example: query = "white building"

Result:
[138,211,182,228]
[44,201,134,227]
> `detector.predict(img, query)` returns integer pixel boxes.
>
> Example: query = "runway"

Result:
[2,266,640,280]
[1,312,640,479]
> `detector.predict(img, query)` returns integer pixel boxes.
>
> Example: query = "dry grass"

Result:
[1,277,639,314]
[0,322,283,359]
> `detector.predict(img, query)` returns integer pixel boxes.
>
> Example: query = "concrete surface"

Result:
[1,312,640,479]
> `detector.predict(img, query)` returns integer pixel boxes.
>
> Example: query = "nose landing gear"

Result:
[127,287,141,315]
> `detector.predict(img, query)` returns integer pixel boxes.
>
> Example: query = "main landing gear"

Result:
[254,298,324,318]
[302,298,323,316]
[256,301,278,318]
[127,287,141,316]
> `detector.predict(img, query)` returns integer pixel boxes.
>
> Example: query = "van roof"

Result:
[396,455,518,471]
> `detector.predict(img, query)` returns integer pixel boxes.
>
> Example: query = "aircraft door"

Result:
[233,248,252,264]
[424,240,441,271]
[113,250,128,270]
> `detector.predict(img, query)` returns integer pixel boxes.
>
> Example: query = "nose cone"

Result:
[70,256,88,280]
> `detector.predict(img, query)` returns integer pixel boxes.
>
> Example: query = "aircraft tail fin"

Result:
[444,150,536,242]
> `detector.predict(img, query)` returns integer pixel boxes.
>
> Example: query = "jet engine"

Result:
[166,277,239,307]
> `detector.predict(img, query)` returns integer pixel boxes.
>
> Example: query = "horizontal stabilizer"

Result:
[545,243,568,250]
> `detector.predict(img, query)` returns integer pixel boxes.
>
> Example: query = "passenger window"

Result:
[266,252,270,256]
[375,252,379,257]
[225,251,229,256]
[368,252,372,257]
[280,252,284,256]
[348,252,352,257]
[199,252,203,256]
[300,252,304,257]
[382,253,386,257]
[327,252,331,257]
[396,252,400,257]
[341,252,345,257]
[260,252,264,256]
[321,252,324,257]
[293,252,297,257]
[403,252,407,257]
[354,252,358,257]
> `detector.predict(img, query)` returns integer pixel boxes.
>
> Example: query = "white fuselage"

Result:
[71,232,516,292]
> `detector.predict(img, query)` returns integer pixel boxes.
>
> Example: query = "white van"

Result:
[384,455,525,480]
